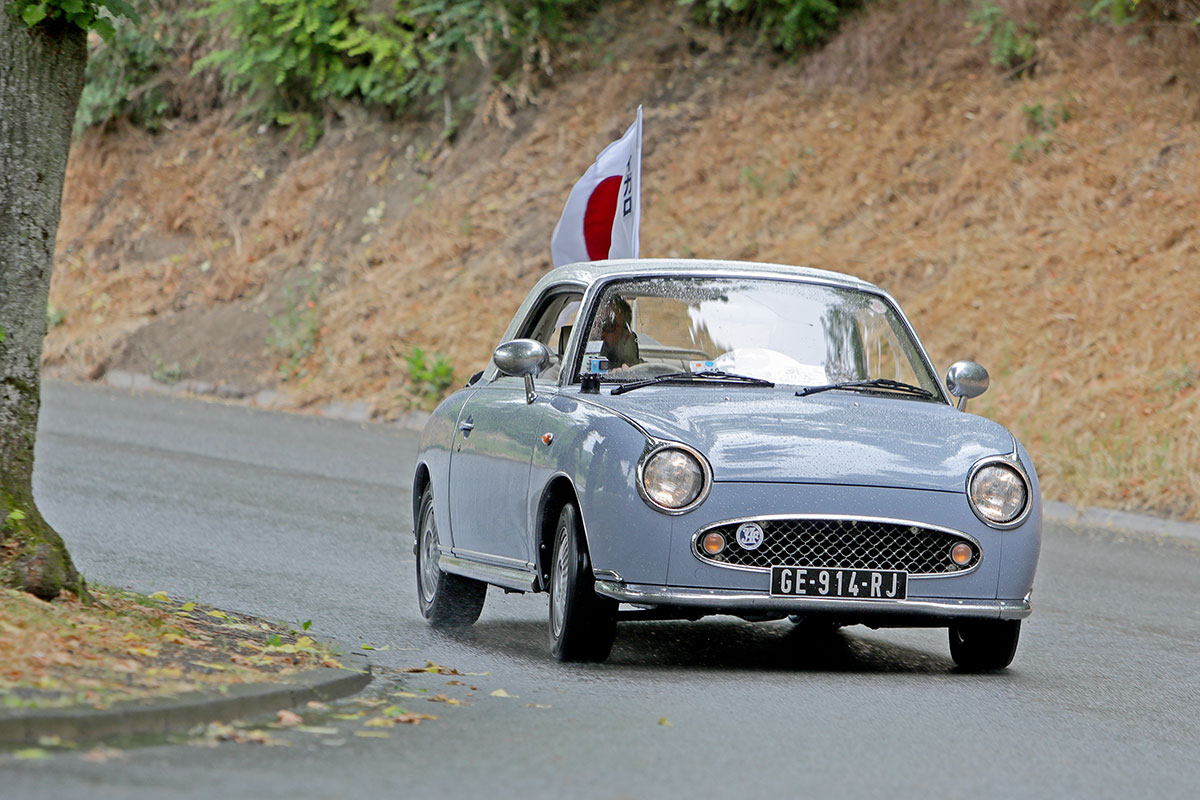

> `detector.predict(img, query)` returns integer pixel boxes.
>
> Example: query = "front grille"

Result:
[695,517,979,575]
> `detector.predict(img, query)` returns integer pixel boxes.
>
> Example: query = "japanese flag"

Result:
[550,106,643,267]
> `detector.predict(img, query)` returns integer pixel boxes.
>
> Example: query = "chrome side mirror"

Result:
[494,339,551,404]
[945,361,989,410]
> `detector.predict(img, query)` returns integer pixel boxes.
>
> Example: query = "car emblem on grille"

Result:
[735,522,765,551]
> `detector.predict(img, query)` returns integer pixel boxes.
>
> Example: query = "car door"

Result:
[447,379,547,568]
[446,289,584,569]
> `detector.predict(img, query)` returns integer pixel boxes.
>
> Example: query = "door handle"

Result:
[459,416,475,435]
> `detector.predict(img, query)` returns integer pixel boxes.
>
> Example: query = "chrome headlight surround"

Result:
[637,441,712,515]
[967,455,1032,529]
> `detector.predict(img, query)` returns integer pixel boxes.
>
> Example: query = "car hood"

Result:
[593,387,1016,492]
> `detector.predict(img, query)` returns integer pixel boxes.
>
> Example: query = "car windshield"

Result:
[574,276,941,397]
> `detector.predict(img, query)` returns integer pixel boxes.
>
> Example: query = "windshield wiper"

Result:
[610,370,775,396]
[795,378,936,399]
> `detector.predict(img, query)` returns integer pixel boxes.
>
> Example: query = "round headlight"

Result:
[641,448,705,511]
[969,463,1028,525]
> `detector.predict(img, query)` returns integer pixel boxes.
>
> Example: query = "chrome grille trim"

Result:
[692,514,982,578]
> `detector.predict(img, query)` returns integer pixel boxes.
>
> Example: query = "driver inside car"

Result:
[597,296,642,369]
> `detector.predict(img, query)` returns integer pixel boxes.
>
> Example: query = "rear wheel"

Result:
[948,619,1021,671]
[548,503,617,662]
[415,488,486,627]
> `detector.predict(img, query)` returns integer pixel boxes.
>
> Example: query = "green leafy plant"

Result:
[405,347,455,406]
[1010,98,1071,161]
[73,0,195,134]
[268,279,322,381]
[192,0,586,138]
[680,0,860,53]
[3,509,27,533]
[46,303,67,329]
[968,0,1036,72]
[11,0,140,39]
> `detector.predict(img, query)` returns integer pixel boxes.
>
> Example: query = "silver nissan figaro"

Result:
[412,259,1041,670]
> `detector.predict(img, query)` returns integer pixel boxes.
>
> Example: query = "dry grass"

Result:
[46,0,1200,518]
[0,587,338,710]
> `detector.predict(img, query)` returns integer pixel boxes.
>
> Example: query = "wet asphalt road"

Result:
[5,380,1200,798]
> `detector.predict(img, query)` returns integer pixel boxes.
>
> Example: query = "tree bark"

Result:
[0,7,88,599]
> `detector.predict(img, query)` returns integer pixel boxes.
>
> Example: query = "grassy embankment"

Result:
[44,0,1200,519]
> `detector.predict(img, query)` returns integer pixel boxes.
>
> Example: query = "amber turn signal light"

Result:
[702,532,727,555]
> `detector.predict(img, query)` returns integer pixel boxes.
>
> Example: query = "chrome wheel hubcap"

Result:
[550,527,570,639]
[420,511,441,604]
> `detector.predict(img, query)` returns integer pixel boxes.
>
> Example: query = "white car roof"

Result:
[537,258,882,294]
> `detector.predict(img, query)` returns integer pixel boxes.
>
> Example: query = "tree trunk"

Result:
[0,8,88,600]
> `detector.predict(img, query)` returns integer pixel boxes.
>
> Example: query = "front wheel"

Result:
[415,488,486,627]
[548,503,617,662]
[948,619,1021,671]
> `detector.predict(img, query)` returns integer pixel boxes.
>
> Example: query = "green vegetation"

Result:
[10,0,138,38]
[1011,98,1071,161]
[268,278,322,381]
[192,0,586,138]
[968,0,1036,72]
[404,347,455,407]
[681,0,861,53]
[66,0,870,139]
[74,0,193,134]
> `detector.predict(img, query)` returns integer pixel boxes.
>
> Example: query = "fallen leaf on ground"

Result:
[82,747,126,763]
[149,591,170,602]
[489,689,516,698]
[294,726,340,735]
[276,709,303,727]
[364,717,394,728]
[428,694,463,705]
[354,731,391,738]
[400,661,462,675]
[527,703,553,709]
[658,717,672,726]
[394,713,438,724]
[13,748,51,760]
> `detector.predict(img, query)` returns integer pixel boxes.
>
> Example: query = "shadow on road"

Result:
[433,616,984,675]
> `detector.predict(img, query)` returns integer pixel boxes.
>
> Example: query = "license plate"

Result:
[770,566,907,600]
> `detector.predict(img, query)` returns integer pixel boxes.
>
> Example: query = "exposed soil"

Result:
[44,0,1200,518]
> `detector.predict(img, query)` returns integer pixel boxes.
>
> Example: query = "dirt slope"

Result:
[44,0,1200,519]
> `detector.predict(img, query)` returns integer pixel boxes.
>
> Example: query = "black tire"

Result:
[948,619,1021,671]
[415,488,486,627]
[548,503,617,662]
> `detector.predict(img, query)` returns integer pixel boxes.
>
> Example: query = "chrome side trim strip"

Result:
[441,554,538,592]
[593,569,623,582]
[450,548,532,571]
[690,514,983,578]
[594,581,1031,620]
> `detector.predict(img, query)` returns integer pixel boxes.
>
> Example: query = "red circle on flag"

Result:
[583,175,622,261]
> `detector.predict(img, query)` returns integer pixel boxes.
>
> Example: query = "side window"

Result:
[518,291,583,382]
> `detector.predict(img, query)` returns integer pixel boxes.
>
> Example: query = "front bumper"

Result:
[594,581,1032,622]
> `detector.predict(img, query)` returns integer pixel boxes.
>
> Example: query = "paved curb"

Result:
[1042,500,1200,544]
[0,656,371,746]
